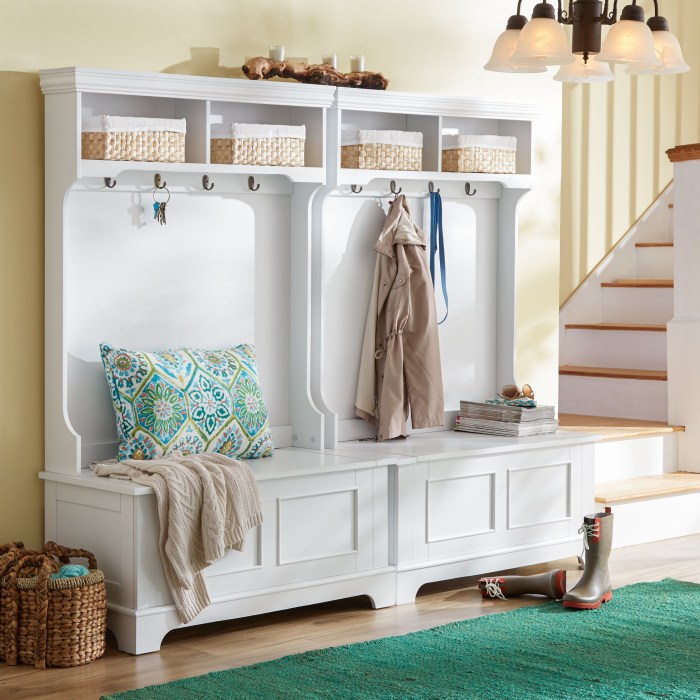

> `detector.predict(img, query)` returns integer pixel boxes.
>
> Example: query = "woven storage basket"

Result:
[3,543,106,668]
[211,123,305,166]
[0,543,28,661]
[441,134,516,174]
[82,115,186,163]
[341,129,423,171]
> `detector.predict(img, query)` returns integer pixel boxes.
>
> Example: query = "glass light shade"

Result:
[596,20,661,66]
[484,29,548,73]
[554,54,614,83]
[626,30,690,75]
[510,18,575,66]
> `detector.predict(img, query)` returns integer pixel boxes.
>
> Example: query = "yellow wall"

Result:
[560,0,700,304]
[0,1,562,547]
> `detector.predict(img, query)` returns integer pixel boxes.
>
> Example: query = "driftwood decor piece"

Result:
[242,57,389,90]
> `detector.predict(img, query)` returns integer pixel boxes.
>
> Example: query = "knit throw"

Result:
[93,453,263,624]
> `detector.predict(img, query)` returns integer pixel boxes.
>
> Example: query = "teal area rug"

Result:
[102,579,700,700]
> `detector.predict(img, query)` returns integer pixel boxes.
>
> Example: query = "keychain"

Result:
[153,186,170,225]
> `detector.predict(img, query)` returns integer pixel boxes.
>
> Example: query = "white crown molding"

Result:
[334,86,541,120]
[39,67,337,108]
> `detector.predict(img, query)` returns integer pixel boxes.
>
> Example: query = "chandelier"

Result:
[485,1,689,83]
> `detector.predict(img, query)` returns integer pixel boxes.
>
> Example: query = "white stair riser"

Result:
[604,492,700,548]
[558,374,668,422]
[636,247,674,279]
[601,287,674,324]
[592,434,678,483]
[562,329,667,370]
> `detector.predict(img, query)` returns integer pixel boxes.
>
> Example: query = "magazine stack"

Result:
[455,400,558,437]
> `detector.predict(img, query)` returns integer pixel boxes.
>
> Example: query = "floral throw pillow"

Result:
[100,342,274,461]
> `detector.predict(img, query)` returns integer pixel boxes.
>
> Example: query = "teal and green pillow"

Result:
[100,342,274,461]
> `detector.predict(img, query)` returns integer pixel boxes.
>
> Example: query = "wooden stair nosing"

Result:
[601,279,674,288]
[564,323,666,332]
[635,242,673,248]
[559,365,667,381]
[595,473,700,504]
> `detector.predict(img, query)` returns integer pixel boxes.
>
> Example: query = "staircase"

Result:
[559,185,700,548]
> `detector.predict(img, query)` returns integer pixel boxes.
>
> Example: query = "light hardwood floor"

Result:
[2,535,699,700]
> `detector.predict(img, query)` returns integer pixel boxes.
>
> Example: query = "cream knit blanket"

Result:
[93,452,263,624]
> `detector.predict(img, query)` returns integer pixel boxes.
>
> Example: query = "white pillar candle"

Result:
[322,54,338,69]
[349,55,365,72]
[269,45,286,61]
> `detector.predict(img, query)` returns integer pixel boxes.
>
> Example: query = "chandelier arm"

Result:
[602,0,618,25]
[652,0,659,17]
[558,1,573,25]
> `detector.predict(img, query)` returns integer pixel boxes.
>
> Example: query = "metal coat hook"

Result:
[248,176,261,192]
[202,175,215,191]
[154,173,167,189]
[104,177,117,189]
[428,181,440,194]
[390,180,402,196]
[351,184,363,193]
[465,182,477,197]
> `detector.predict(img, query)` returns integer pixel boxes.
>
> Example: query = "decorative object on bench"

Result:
[100,342,274,461]
[93,453,263,624]
[3,542,106,668]
[211,123,306,166]
[479,569,567,600]
[442,134,517,174]
[242,56,389,90]
[81,115,186,163]
[341,128,423,171]
[455,399,558,436]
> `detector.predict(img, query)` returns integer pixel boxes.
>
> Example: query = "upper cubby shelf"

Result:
[40,68,539,189]
[331,87,539,189]
[40,67,336,184]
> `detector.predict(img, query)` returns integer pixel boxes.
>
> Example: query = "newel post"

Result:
[666,143,700,471]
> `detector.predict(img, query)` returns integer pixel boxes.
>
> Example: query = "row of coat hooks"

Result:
[102,174,263,192]
[101,175,476,196]
[349,180,477,197]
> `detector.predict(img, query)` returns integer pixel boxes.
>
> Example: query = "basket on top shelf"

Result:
[442,134,517,174]
[341,128,423,171]
[82,115,186,163]
[0,541,106,668]
[211,123,306,166]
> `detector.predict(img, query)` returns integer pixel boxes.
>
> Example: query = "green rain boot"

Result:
[563,508,614,610]
[478,569,567,600]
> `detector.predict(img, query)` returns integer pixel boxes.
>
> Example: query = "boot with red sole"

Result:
[479,569,567,600]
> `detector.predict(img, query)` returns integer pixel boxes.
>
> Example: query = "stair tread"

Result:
[564,323,666,332]
[559,365,668,381]
[559,413,684,441]
[595,473,700,504]
[635,242,673,248]
[601,279,674,288]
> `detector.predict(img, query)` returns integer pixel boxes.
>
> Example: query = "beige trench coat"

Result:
[355,195,444,441]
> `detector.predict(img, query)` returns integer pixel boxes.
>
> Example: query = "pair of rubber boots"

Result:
[478,509,613,610]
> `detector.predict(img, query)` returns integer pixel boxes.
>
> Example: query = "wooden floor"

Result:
[2,535,699,699]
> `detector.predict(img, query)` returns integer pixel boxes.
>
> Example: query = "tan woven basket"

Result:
[211,136,305,166]
[2,543,106,668]
[442,146,516,174]
[82,130,185,162]
[341,143,422,171]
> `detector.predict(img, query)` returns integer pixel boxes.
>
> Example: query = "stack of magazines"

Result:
[455,400,558,436]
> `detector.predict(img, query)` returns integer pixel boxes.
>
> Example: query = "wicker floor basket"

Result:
[211,136,305,166]
[341,142,422,171]
[1,543,106,668]
[0,543,27,662]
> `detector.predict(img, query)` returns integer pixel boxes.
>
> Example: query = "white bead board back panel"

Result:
[321,194,497,443]
[65,183,291,467]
